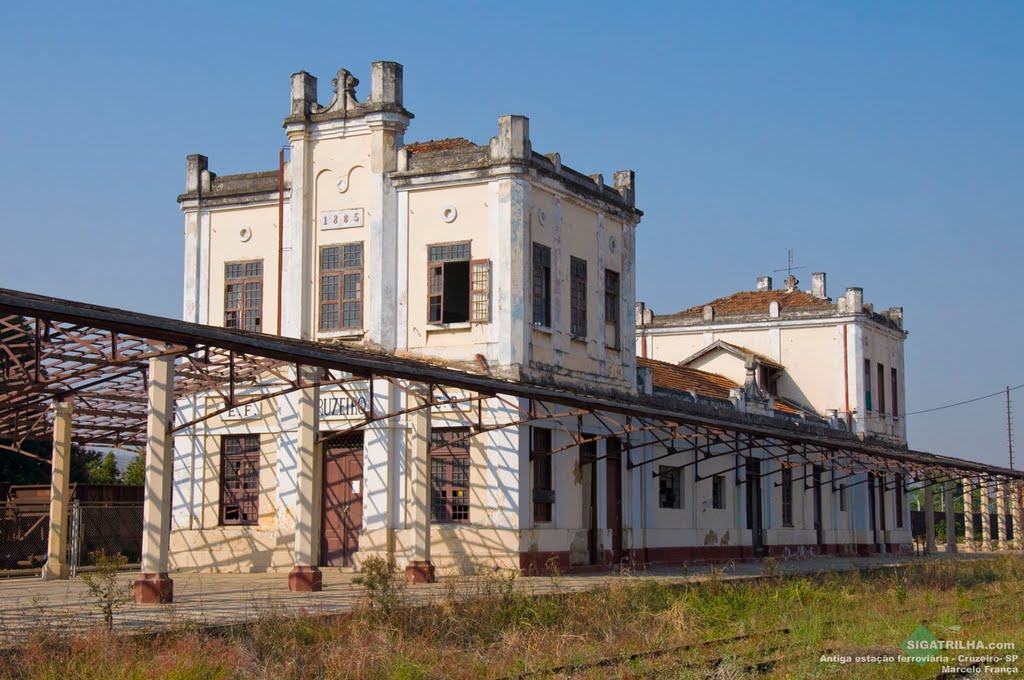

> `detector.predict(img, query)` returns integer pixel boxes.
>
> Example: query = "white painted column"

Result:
[135,353,177,603]
[962,477,975,553]
[405,384,434,582]
[289,366,322,591]
[980,479,993,551]
[42,399,74,581]
[924,480,936,555]
[996,480,1008,550]
[944,479,957,554]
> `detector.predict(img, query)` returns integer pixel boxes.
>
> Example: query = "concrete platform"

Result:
[0,551,1010,643]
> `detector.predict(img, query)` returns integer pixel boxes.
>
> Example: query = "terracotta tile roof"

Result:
[404,137,477,154]
[637,357,738,402]
[658,289,834,323]
[638,356,804,416]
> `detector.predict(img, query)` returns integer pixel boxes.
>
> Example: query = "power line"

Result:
[904,383,1024,416]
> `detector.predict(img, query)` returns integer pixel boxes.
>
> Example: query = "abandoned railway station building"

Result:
[1,61,1022,603]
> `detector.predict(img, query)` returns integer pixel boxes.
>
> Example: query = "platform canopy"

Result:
[0,287,1020,486]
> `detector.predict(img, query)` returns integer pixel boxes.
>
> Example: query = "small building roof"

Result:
[637,356,738,401]
[680,340,785,371]
[653,289,833,326]
[403,137,478,154]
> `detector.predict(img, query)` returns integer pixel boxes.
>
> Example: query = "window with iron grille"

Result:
[319,243,363,331]
[895,473,904,528]
[430,427,470,523]
[221,435,260,525]
[532,242,552,327]
[428,242,475,324]
[711,474,726,510]
[604,269,620,349]
[224,260,263,332]
[839,483,848,512]
[659,466,682,509]
[781,467,794,527]
[531,427,553,523]
[570,256,587,339]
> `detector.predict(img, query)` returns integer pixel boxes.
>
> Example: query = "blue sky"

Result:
[1,1,1021,466]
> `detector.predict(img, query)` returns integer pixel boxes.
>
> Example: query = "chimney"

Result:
[885,306,904,329]
[635,301,646,327]
[370,61,403,107]
[702,305,714,322]
[185,154,208,194]
[811,272,827,299]
[845,287,864,313]
[784,275,799,292]
[290,71,318,118]
[490,115,531,161]
[613,170,636,206]
[756,276,773,292]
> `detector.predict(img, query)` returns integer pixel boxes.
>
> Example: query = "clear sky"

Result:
[1,1,1021,467]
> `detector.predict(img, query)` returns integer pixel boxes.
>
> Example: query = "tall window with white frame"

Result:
[430,428,471,523]
[711,474,726,509]
[863,359,873,412]
[320,243,363,331]
[532,242,552,327]
[570,256,587,339]
[659,466,682,509]
[221,434,260,525]
[891,368,899,418]
[781,466,794,527]
[224,260,263,332]
[877,362,886,415]
[604,269,620,349]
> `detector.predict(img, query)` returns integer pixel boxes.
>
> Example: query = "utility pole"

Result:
[1008,386,1015,471]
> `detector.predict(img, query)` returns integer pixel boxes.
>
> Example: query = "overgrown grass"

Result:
[2,555,1023,678]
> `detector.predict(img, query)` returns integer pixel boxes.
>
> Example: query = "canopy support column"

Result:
[41,398,74,581]
[962,477,975,553]
[406,384,435,583]
[135,353,178,603]
[944,479,957,555]
[289,366,323,591]
[924,480,937,554]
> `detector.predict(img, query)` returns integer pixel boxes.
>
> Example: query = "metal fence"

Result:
[0,497,143,575]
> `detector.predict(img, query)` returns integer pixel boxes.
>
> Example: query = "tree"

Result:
[85,451,119,485]
[120,454,145,486]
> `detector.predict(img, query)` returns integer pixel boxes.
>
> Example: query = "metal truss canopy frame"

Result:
[0,287,1021,488]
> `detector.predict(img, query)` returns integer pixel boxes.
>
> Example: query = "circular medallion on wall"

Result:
[537,207,547,226]
[441,205,458,223]
[239,226,253,243]
[608,235,617,253]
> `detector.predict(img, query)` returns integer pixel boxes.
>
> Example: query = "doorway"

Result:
[580,440,597,565]
[745,458,764,556]
[320,432,364,567]
[606,438,623,565]
[813,465,824,548]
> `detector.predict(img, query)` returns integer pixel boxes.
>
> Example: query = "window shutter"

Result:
[470,259,491,323]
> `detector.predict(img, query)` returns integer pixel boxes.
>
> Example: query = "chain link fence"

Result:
[1,495,143,575]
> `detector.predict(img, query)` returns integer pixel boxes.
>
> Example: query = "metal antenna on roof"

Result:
[773,249,807,278]
[773,249,807,292]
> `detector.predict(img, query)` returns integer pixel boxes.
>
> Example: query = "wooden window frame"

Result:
[224,260,263,332]
[531,427,554,523]
[658,465,682,509]
[427,241,472,325]
[319,243,364,331]
[781,467,794,527]
[891,367,899,417]
[430,427,471,523]
[863,359,873,412]
[570,256,587,339]
[894,473,904,528]
[532,242,552,327]
[711,474,726,510]
[220,434,260,526]
[604,269,621,350]
[877,362,886,415]
[470,259,491,323]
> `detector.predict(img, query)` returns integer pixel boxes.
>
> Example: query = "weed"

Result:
[353,555,406,617]
[79,549,133,631]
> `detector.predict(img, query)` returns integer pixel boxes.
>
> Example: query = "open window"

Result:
[428,242,490,324]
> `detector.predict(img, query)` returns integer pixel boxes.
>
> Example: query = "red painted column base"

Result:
[134,572,174,604]
[288,565,323,592]
[405,560,435,583]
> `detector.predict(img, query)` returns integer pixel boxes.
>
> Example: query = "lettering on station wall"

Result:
[319,208,364,230]
[223,402,262,420]
[320,394,368,419]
